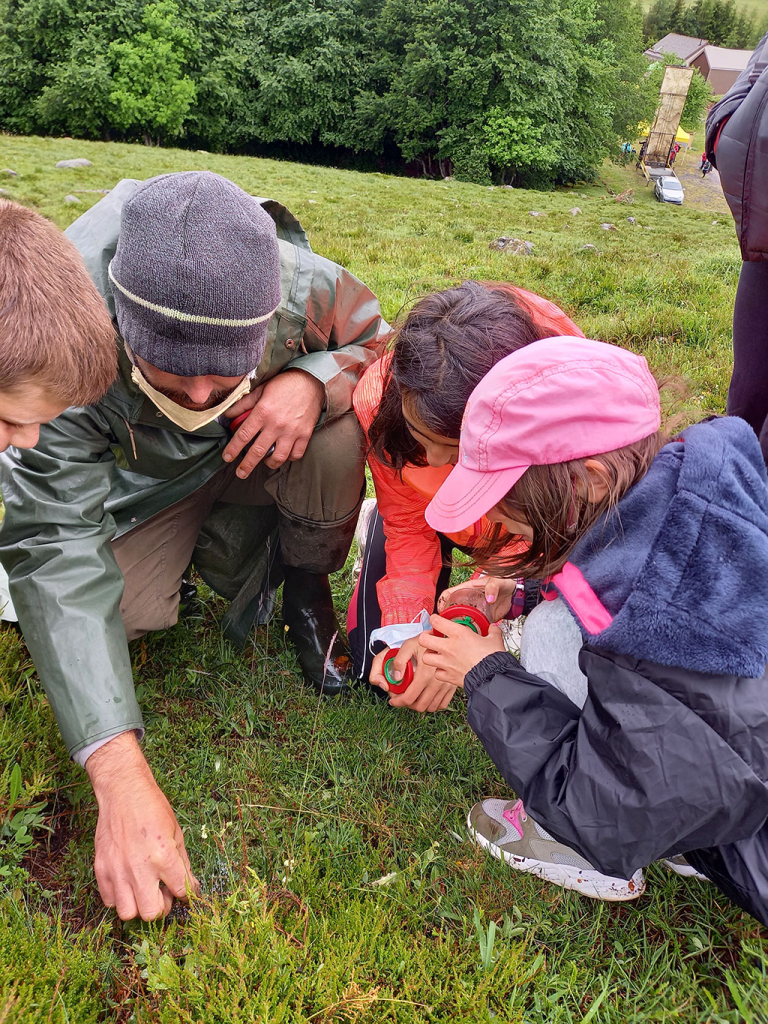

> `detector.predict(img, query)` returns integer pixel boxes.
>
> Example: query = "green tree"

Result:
[0,0,677,186]
[592,0,650,141]
[230,0,377,151]
[0,0,81,133]
[36,48,114,137]
[644,0,675,41]
[180,0,248,151]
[108,0,197,145]
[707,0,736,44]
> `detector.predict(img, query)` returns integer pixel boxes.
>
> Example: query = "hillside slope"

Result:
[1,134,765,1024]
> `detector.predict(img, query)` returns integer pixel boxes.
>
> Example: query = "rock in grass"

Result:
[580,244,598,251]
[56,158,92,168]
[489,237,534,255]
[601,222,617,231]
[1,169,17,177]
[64,195,82,205]
[569,207,582,215]
[529,210,545,217]
[0,189,8,195]
[627,216,636,225]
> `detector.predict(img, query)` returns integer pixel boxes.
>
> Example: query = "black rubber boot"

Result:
[179,576,202,618]
[281,565,354,696]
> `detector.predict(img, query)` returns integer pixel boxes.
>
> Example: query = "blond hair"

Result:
[0,199,117,404]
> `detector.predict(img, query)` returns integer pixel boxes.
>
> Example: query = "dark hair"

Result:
[368,281,544,473]
[474,432,667,580]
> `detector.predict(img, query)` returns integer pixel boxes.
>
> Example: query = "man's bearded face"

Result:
[134,353,247,410]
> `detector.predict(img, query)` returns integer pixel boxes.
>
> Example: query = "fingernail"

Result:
[392,670,402,681]
[237,469,246,478]
[487,593,495,601]
[223,454,232,462]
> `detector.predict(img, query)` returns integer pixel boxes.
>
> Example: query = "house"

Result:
[691,45,753,94]
[644,33,709,64]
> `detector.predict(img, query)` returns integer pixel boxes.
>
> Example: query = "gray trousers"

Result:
[112,411,365,645]
[520,597,588,709]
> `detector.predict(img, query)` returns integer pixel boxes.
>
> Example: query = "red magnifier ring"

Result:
[230,411,250,431]
[382,648,414,694]
[433,604,491,638]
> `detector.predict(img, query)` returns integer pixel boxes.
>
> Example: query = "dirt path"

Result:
[674,158,730,214]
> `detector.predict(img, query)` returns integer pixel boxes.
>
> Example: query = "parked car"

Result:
[654,176,684,205]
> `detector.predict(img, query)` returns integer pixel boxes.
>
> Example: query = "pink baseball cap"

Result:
[425,337,661,534]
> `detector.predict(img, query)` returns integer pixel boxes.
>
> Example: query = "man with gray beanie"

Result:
[0,171,385,921]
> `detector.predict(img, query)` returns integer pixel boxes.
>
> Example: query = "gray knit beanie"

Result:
[109,171,281,377]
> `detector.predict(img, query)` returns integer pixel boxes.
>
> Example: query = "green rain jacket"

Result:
[0,180,385,758]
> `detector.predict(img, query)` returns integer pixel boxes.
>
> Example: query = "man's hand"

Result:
[419,613,506,689]
[222,370,325,478]
[437,575,516,621]
[86,732,199,921]
[369,636,456,712]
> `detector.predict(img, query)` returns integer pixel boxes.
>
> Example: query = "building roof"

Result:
[700,45,752,71]
[644,33,708,63]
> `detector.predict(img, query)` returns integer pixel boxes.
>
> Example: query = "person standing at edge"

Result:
[706,31,768,462]
[0,171,386,921]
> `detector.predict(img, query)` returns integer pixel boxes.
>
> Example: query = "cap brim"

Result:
[425,462,528,534]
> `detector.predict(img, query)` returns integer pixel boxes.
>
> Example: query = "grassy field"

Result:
[1,134,767,1024]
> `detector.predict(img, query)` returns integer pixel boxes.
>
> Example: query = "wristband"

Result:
[511,579,526,619]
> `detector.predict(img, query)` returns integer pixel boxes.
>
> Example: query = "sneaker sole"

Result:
[468,813,645,902]
[662,859,708,881]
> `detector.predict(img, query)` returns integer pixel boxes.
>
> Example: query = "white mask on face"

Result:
[126,346,252,431]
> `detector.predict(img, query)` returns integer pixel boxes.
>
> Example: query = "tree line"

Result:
[0,0,705,187]
[644,0,766,50]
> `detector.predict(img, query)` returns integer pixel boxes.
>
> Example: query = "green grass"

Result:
[1,133,767,1023]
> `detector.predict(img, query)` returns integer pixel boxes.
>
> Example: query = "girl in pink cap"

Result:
[421,336,768,924]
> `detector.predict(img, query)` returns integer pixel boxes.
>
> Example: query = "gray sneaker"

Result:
[468,798,645,901]
[663,855,708,881]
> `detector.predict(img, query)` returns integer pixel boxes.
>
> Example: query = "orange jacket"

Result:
[353,287,584,625]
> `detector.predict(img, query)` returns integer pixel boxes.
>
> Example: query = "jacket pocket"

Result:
[254,310,307,383]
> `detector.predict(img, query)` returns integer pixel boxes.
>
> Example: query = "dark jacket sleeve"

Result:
[706,30,768,163]
[704,33,768,260]
[465,647,768,879]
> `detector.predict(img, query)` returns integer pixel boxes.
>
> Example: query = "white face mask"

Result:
[130,362,252,432]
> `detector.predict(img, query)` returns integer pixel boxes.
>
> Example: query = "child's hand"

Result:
[419,613,506,688]
[369,637,457,713]
[437,576,516,621]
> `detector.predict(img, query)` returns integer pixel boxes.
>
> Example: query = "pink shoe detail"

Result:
[502,799,527,839]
